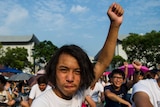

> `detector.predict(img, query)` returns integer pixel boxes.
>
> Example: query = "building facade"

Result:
[94,38,127,71]
[0,34,40,73]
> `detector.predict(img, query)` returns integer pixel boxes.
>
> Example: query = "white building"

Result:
[115,39,127,60]
[94,39,127,71]
[0,34,40,73]
[94,39,127,60]
[0,34,39,63]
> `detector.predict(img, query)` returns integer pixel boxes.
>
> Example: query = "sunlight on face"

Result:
[111,74,124,88]
[55,53,81,97]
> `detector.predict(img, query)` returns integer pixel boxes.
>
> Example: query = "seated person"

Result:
[0,75,15,106]
[28,76,51,106]
[104,69,132,107]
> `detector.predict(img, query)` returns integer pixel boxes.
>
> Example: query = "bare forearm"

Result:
[94,23,120,83]
[28,98,33,106]
[85,96,96,107]
[98,22,120,67]
[92,3,124,86]
[107,93,131,106]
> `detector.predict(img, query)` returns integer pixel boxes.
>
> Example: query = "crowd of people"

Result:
[81,60,160,107]
[0,74,51,107]
[0,2,160,107]
[0,61,160,107]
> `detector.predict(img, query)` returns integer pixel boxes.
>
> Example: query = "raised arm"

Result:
[132,60,142,71]
[93,3,124,85]
[124,62,129,83]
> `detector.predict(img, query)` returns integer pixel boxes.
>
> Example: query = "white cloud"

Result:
[32,0,67,30]
[125,0,160,16]
[0,1,29,35]
[0,1,29,25]
[70,5,89,13]
[83,34,94,39]
[5,5,28,26]
[0,26,12,34]
[34,0,66,13]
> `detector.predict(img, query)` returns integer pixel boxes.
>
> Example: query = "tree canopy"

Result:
[0,47,31,70]
[33,40,59,68]
[0,40,58,72]
[111,55,126,69]
[122,30,160,68]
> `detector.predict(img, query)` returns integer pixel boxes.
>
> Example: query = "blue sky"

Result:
[0,0,160,57]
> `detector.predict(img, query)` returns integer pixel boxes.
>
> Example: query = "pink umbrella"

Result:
[28,69,46,87]
[103,71,111,76]
[28,74,44,87]
[118,64,149,78]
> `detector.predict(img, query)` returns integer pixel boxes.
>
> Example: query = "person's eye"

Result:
[58,67,68,73]
[74,70,81,75]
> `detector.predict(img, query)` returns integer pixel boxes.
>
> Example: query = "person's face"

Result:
[55,53,81,98]
[133,72,144,83]
[38,83,47,91]
[154,74,159,79]
[111,74,124,88]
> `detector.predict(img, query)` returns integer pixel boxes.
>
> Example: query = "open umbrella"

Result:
[8,73,33,81]
[0,66,22,73]
[28,69,46,87]
[28,74,44,87]
[103,71,111,76]
[118,64,149,77]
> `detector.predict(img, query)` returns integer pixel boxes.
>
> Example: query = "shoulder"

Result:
[46,85,52,90]
[131,79,154,102]
[133,79,154,90]
[31,84,38,89]
[132,80,148,93]
[31,89,53,107]
[132,91,151,107]
[121,83,129,90]
[104,85,112,90]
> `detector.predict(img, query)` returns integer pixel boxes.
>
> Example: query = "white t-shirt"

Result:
[89,82,104,102]
[31,88,86,107]
[29,84,51,99]
[131,79,160,107]
[0,90,9,103]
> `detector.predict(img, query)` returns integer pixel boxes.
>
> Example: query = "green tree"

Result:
[33,40,58,67]
[1,47,31,70]
[0,43,5,64]
[111,55,126,69]
[122,30,160,68]
[122,33,143,62]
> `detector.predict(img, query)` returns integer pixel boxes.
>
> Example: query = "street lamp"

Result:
[32,48,35,73]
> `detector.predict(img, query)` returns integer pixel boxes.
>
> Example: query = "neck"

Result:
[53,87,72,100]
[112,85,120,91]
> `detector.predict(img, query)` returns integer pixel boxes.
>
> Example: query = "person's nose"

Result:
[66,71,74,82]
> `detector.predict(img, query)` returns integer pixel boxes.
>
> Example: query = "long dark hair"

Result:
[45,44,95,91]
[0,75,7,85]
